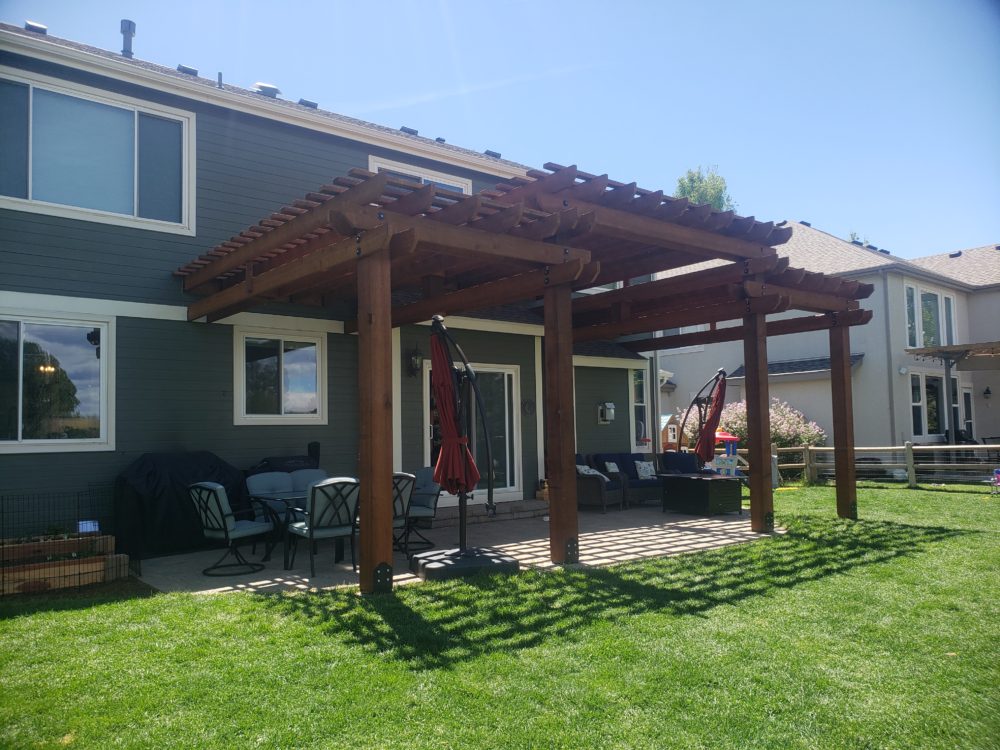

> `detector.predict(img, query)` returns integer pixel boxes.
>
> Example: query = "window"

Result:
[910,371,968,439]
[905,285,955,349]
[0,70,194,233]
[0,315,114,452]
[233,328,326,425]
[368,156,472,194]
[632,368,651,452]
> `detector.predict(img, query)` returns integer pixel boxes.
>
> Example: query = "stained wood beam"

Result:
[344,259,591,332]
[573,256,783,314]
[534,192,776,262]
[356,247,394,594]
[428,195,482,225]
[743,311,774,532]
[574,283,743,327]
[468,203,524,233]
[187,225,393,322]
[183,172,389,292]
[330,204,590,266]
[585,249,707,287]
[743,281,859,313]
[544,283,580,564]
[621,309,872,351]
[385,183,437,215]
[573,294,790,343]
[830,324,859,519]
[493,165,580,204]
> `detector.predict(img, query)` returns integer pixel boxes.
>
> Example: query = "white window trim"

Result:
[0,65,196,236]
[368,155,472,195]
[629,365,652,454]
[904,283,956,349]
[0,311,116,454]
[910,369,968,440]
[421,360,523,502]
[233,325,327,426]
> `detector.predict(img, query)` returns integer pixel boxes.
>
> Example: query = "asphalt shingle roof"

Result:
[908,245,1000,288]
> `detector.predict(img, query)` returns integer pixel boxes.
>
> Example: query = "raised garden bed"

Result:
[1,534,128,595]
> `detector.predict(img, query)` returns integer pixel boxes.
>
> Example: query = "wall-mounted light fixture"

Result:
[406,347,424,378]
[898,366,908,375]
[985,386,993,400]
[597,402,616,425]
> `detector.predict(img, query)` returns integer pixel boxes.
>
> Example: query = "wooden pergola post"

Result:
[356,246,394,593]
[742,311,774,532]
[543,283,580,563]
[829,322,858,519]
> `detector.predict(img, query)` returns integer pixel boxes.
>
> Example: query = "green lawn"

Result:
[2,483,998,749]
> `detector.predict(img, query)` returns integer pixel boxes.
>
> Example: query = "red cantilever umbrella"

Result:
[430,327,480,496]
[693,370,727,464]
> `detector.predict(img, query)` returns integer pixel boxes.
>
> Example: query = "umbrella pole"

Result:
[459,374,472,553]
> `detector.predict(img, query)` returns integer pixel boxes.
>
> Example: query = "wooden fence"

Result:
[766,443,1000,487]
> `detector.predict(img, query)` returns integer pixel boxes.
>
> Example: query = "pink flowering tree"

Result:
[718,398,826,449]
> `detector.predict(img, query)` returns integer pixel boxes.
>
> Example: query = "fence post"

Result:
[905,441,917,488]
[803,445,813,484]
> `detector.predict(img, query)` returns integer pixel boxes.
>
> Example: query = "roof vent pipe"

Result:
[120,19,135,58]
[24,20,47,34]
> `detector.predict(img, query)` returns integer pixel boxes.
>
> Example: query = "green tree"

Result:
[675,166,735,212]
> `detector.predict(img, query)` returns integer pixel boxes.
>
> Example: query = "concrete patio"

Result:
[139,505,771,595]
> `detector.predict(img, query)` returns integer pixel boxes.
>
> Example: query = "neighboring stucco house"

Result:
[658,222,1000,446]
[0,21,652,507]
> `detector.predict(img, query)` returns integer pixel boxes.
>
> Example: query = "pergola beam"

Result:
[621,309,873,352]
[573,294,790,343]
[183,172,389,292]
[186,225,396,322]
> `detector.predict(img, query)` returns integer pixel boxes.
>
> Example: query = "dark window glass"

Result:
[245,338,281,415]
[944,297,954,346]
[21,323,101,440]
[905,287,917,347]
[138,113,182,222]
[925,376,943,434]
[911,405,923,437]
[0,80,29,199]
[0,321,18,440]
[921,292,940,347]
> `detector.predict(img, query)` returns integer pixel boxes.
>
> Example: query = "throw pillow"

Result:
[576,464,610,482]
[634,460,657,480]
[604,461,620,474]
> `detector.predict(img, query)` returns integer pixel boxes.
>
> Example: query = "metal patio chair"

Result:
[188,481,275,576]
[405,467,442,552]
[285,477,361,576]
[392,472,416,556]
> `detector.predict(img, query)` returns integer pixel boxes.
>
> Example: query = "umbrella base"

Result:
[409,547,520,581]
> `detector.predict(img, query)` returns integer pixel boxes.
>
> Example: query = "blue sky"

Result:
[4,0,998,258]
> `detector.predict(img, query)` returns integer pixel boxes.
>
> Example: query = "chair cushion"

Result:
[635,460,657,480]
[287,522,353,539]
[207,519,272,540]
[290,468,328,492]
[408,505,435,520]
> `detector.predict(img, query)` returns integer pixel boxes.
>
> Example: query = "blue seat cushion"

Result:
[630,478,661,489]
[408,505,435,520]
[205,519,272,540]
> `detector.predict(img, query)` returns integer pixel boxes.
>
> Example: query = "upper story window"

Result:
[0,314,115,453]
[905,284,955,348]
[0,69,195,235]
[369,155,472,194]
[233,327,327,426]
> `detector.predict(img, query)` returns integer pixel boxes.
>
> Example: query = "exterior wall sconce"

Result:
[597,402,616,425]
[985,387,993,400]
[406,347,423,377]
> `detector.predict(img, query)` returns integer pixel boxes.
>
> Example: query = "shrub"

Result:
[719,398,827,449]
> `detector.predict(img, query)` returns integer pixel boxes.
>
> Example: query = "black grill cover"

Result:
[114,451,249,560]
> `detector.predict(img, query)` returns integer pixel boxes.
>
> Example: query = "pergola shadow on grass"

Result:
[0,578,157,620]
[259,517,965,670]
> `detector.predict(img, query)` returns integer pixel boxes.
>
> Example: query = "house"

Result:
[1,20,872,593]
[656,223,1000,445]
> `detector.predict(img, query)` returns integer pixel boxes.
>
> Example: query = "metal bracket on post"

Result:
[564,537,579,564]
[372,562,393,594]
[848,501,858,520]
[763,511,775,532]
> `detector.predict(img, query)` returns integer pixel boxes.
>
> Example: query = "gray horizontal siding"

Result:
[574,367,632,456]
[0,317,359,495]
[0,52,509,307]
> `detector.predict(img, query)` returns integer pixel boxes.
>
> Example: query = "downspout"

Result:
[881,269,897,443]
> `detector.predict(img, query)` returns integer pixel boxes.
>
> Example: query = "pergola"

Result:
[176,164,873,593]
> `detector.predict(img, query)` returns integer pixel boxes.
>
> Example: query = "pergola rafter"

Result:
[175,165,869,593]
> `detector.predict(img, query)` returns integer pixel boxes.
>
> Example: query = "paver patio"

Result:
[139,505,770,594]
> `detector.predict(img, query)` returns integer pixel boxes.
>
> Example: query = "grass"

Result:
[1,483,998,749]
